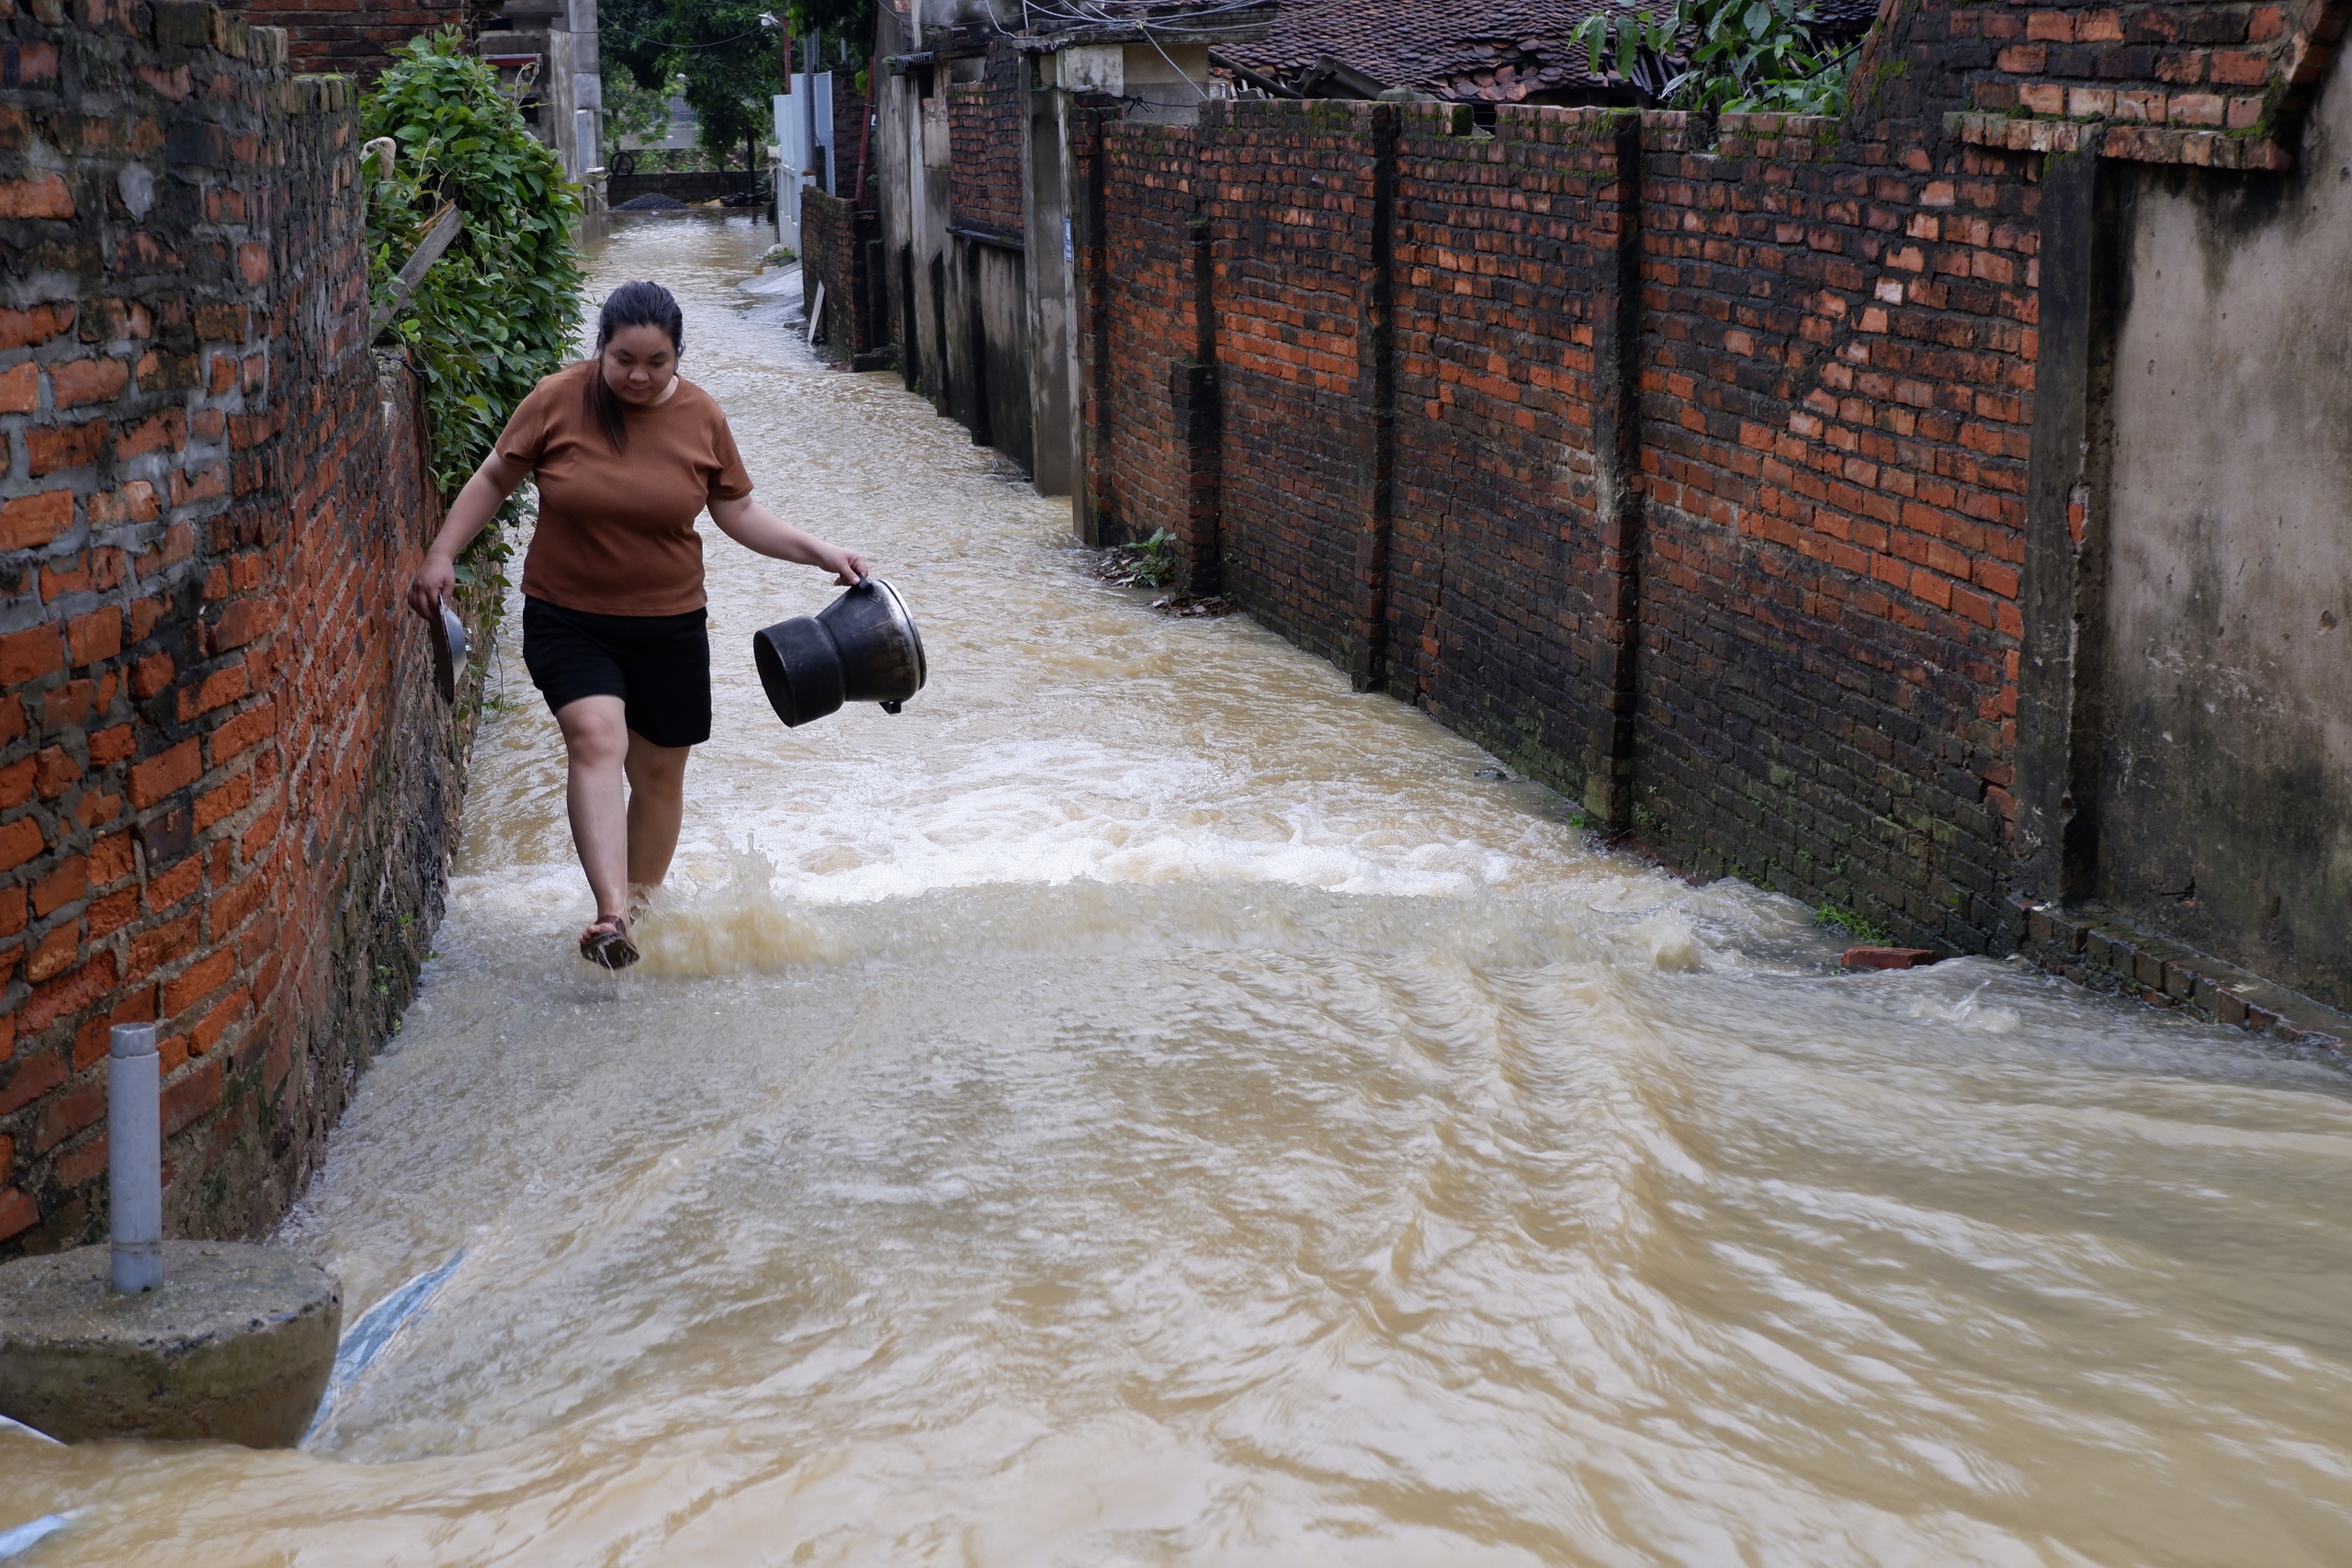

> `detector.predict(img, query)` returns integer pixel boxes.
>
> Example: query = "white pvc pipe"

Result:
[108,1022,162,1293]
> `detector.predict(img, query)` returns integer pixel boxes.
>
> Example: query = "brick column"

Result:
[2013,149,2114,911]
[1346,104,1399,693]
[1069,100,1114,546]
[1580,113,1647,829]
[1169,211,1220,593]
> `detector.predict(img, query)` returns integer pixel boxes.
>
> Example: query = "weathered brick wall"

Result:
[801,186,878,356]
[1080,44,2033,950]
[1388,107,1636,811]
[1201,100,1386,673]
[1807,0,2341,172]
[1938,0,2346,164]
[0,2,472,1252]
[1630,109,2033,948]
[1080,120,1214,559]
[229,0,476,81]
[831,70,871,202]
[946,41,1023,235]
[1068,0,2352,1019]
[606,170,762,206]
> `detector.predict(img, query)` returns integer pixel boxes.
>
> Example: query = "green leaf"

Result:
[364,26,582,501]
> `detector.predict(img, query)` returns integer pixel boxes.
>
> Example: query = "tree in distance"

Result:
[601,0,875,172]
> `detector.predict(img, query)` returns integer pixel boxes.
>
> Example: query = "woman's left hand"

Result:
[707,496,868,584]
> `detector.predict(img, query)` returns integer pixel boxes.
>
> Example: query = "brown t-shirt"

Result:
[498,360,754,616]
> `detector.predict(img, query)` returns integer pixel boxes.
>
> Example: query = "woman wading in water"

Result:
[406,281,866,969]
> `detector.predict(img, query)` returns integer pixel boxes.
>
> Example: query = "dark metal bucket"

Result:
[753,577,928,728]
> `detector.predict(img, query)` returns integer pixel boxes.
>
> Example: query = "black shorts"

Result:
[521,596,712,749]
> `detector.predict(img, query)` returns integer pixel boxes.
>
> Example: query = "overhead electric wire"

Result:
[601,20,770,51]
[1018,0,1278,39]
[1017,0,1277,96]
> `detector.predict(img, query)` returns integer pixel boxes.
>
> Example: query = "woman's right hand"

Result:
[406,454,526,622]
[407,552,457,620]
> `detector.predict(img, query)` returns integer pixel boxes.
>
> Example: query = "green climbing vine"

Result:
[362,31,583,596]
[1570,0,1859,118]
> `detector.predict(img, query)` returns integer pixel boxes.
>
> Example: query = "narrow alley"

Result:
[3,219,2348,1565]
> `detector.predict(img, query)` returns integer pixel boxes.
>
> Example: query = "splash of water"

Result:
[635,840,848,976]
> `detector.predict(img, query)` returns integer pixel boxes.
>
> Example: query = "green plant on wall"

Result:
[1815,902,1891,943]
[1570,0,1858,118]
[1129,529,1179,589]
[363,32,583,593]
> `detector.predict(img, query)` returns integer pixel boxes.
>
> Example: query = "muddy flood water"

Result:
[4,219,2350,1565]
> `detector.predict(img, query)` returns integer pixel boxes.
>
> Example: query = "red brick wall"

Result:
[831,71,872,202]
[802,187,878,356]
[1935,0,2347,164]
[1080,120,1214,560]
[0,3,472,1252]
[1389,107,1640,810]
[231,0,475,81]
[1076,77,2039,950]
[797,72,880,357]
[1631,109,2033,941]
[1201,100,1387,673]
[947,42,1024,236]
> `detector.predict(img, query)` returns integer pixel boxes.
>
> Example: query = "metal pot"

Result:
[433,599,467,705]
[753,577,928,728]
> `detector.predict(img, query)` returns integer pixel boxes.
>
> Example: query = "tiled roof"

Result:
[1216,0,1621,101]
[1214,0,1881,103]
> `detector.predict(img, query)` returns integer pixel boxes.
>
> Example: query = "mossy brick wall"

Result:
[0,2,472,1253]
[1630,111,2032,948]
[1386,107,1641,814]
[831,70,870,200]
[1941,0,2352,164]
[1042,0,2352,1022]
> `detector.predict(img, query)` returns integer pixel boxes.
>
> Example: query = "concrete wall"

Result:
[874,6,919,381]
[862,37,1037,474]
[878,27,956,413]
[957,239,1031,468]
[2090,61,2352,1010]
[0,5,477,1252]
[480,0,604,189]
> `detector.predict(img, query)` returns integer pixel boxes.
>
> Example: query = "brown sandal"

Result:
[579,914,639,971]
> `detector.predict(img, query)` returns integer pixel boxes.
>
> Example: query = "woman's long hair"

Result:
[584,281,685,454]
